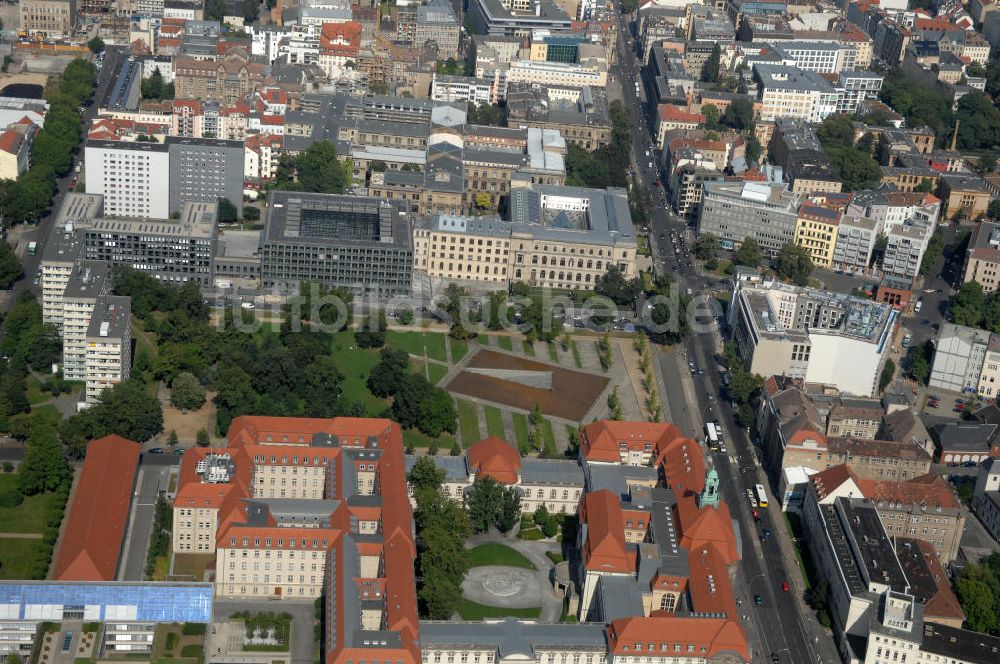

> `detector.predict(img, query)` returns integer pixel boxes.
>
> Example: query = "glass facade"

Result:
[0,583,213,623]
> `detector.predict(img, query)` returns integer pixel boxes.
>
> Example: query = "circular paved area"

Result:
[462,565,542,608]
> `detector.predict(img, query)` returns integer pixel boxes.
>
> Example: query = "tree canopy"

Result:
[816,115,881,191]
[775,242,814,286]
[733,237,762,267]
[955,553,1000,635]
[594,266,641,307]
[274,141,349,194]
[465,476,522,533]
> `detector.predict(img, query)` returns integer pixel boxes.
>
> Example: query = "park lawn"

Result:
[171,553,215,581]
[498,336,514,351]
[511,413,530,453]
[547,343,559,362]
[457,399,481,444]
[26,377,50,405]
[410,358,426,378]
[402,428,456,451]
[427,363,448,386]
[329,331,386,413]
[0,474,61,533]
[425,332,448,362]
[468,543,536,569]
[540,419,557,457]
[522,340,534,355]
[484,406,505,438]
[0,537,49,580]
[386,330,427,356]
[451,339,469,363]
[458,600,540,620]
[570,340,583,368]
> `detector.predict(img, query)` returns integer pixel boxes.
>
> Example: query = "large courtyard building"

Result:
[260,192,414,295]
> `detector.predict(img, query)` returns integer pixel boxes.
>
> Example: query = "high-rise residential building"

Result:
[84,140,171,219]
[166,137,245,215]
[61,262,112,382]
[84,296,132,404]
[831,215,878,274]
[260,192,414,295]
[41,193,105,326]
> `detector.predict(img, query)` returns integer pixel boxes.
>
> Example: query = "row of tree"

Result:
[408,457,471,619]
[0,58,96,225]
[816,115,882,193]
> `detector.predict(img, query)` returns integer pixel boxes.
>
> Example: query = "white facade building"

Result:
[84,140,170,219]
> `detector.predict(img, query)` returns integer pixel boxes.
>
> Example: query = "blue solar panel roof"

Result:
[0,583,213,623]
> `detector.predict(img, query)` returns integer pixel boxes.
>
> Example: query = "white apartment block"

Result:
[431,74,495,106]
[61,263,112,382]
[84,296,132,404]
[84,140,170,219]
[40,194,104,326]
[506,60,607,91]
[775,41,853,74]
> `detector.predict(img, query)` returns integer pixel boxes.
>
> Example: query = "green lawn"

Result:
[547,343,559,362]
[0,475,61,534]
[451,339,469,363]
[457,399,481,444]
[458,600,541,620]
[511,413,530,453]
[468,543,537,569]
[410,358,426,377]
[26,377,50,405]
[570,340,583,368]
[545,551,565,564]
[540,420,557,457]
[329,331,387,413]
[387,331,448,362]
[522,340,534,355]
[498,336,513,351]
[0,537,49,580]
[402,428,456,451]
[427,363,448,386]
[484,406,505,438]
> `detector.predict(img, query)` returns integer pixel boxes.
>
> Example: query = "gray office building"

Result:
[166,137,245,216]
[260,192,414,295]
[696,181,802,256]
[82,201,219,287]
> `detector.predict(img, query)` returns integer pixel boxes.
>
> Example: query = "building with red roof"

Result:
[608,616,750,662]
[53,435,140,581]
[579,421,688,466]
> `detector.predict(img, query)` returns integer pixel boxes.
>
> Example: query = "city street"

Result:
[610,8,838,662]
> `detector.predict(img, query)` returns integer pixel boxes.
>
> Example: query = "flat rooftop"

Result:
[508,185,636,247]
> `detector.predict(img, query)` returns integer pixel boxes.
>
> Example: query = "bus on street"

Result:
[755,484,769,508]
[705,422,719,447]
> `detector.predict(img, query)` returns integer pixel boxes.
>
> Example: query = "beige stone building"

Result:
[962,221,1000,294]
[793,203,841,269]
[174,49,268,104]
[20,0,77,39]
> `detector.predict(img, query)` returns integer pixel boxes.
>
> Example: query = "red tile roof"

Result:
[676,496,739,565]
[467,436,521,484]
[580,489,634,573]
[658,104,705,125]
[608,616,750,662]
[53,435,140,581]
[0,129,21,154]
[580,420,683,463]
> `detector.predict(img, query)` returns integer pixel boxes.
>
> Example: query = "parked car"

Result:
[781,581,790,592]
[754,595,764,606]
[148,447,165,454]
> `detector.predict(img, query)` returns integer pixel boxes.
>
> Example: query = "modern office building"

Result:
[84,140,171,219]
[468,0,574,37]
[696,181,802,256]
[731,279,897,396]
[166,137,245,215]
[81,201,218,287]
[260,192,414,295]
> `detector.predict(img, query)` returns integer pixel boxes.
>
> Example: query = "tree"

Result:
[87,380,164,442]
[140,68,164,100]
[908,341,933,385]
[368,348,410,397]
[745,134,763,165]
[695,233,719,261]
[733,237,762,267]
[595,265,640,307]
[701,44,721,83]
[87,37,105,54]
[408,456,446,493]
[0,241,22,291]
[817,115,881,191]
[467,103,505,127]
[217,198,238,224]
[243,0,260,23]
[355,312,387,349]
[417,388,457,438]
[413,484,470,618]
[18,420,71,495]
[721,98,754,131]
[950,282,986,327]
[474,193,492,209]
[498,486,521,533]
[878,359,896,394]
[170,372,206,411]
[392,374,433,430]
[920,229,945,277]
[277,141,347,194]
[775,243,813,286]
[702,104,720,131]
[243,206,261,222]
[196,428,211,447]
[954,554,1000,635]
[168,430,179,447]
[204,0,226,21]
[466,476,506,533]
